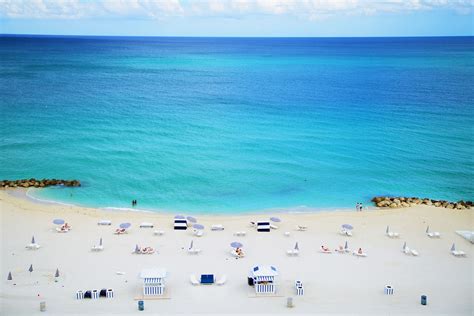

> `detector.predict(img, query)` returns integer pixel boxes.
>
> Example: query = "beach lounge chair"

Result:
[97,220,112,226]
[234,231,246,236]
[139,222,154,228]
[188,248,201,255]
[114,228,126,235]
[385,226,399,238]
[26,243,40,250]
[287,249,299,256]
[216,275,227,285]
[426,226,440,238]
[352,250,367,257]
[340,229,352,236]
[211,224,224,231]
[193,229,204,237]
[296,225,307,231]
[190,274,200,285]
[320,246,332,254]
[153,230,165,236]
[91,245,103,251]
[230,249,245,258]
[284,231,290,237]
[250,221,257,228]
[450,243,466,257]
[270,224,279,230]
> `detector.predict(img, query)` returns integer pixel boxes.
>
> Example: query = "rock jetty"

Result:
[372,196,472,210]
[1,178,81,188]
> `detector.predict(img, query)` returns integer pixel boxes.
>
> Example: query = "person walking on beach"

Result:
[356,202,360,212]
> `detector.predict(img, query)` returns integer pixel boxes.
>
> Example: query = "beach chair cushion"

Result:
[200,274,215,284]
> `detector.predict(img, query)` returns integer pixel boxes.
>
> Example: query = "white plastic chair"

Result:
[216,275,227,285]
[190,274,200,285]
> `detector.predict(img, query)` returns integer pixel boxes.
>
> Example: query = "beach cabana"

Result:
[250,265,278,294]
[174,218,187,230]
[140,268,167,296]
[257,222,270,232]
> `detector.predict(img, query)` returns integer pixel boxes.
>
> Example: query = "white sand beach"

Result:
[1,190,472,315]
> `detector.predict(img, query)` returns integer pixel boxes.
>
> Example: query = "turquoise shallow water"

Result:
[0,36,473,214]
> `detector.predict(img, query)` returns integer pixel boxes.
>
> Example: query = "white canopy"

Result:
[140,268,167,279]
[251,265,278,277]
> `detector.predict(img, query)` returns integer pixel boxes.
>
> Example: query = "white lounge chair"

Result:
[402,243,419,256]
[153,230,164,236]
[139,222,154,228]
[270,224,279,230]
[352,250,367,257]
[233,231,246,236]
[426,226,440,238]
[284,231,290,237]
[340,229,352,236]
[320,246,332,254]
[386,232,399,238]
[193,230,204,237]
[230,249,245,258]
[211,224,224,231]
[451,243,466,257]
[26,243,40,250]
[296,225,307,231]
[287,249,299,256]
[190,274,200,285]
[410,249,419,256]
[188,248,201,254]
[91,245,103,251]
[216,275,227,285]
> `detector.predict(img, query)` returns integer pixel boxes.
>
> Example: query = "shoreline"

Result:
[9,188,367,217]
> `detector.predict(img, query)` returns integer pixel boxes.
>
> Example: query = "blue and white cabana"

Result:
[140,268,167,296]
[251,265,278,294]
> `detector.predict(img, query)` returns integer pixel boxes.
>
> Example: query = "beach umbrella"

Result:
[119,223,131,229]
[99,237,103,246]
[193,224,204,230]
[230,242,243,248]
[451,243,456,251]
[28,264,33,273]
[53,219,65,225]
[135,244,140,253]
[426,226,430,233]
[189,240,194,250]
[174,215,185,219]
[31,236,36,244]
[186,216,197,223]
[55,268,60,278]
[294,242,299,250]
[386,226,390,234]
[342,224,353,230]
[7,272,12,281]
[270,217,281,223]
[402,242,407,250]
[344,241,348,250]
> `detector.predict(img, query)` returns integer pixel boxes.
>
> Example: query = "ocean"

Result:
[0,36,473,214]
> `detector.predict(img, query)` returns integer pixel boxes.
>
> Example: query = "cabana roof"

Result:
[252,265,278,277]
[140,268,167,279]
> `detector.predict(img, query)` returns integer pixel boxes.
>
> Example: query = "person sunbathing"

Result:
[64,223,71,230]
[358,248,363,255]
[337,245,344,252]
[321,246,330,252]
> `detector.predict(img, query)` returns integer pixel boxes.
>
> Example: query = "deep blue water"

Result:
[1,36,473,213]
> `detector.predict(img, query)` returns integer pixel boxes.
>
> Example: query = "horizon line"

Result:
[1,33,473,39]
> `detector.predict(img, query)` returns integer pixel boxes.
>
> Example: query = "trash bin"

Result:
[421,295,427,305]
[247,277,254,286]
[40,301,46,312]
[287,297,294,308]
[138,300,144,311]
